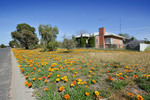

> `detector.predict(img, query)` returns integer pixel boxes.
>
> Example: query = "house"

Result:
[75,27,125,48]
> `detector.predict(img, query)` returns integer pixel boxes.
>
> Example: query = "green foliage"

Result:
[62,38,77,51]
[80,34,86,47]
[11,23,39,49]
[135,77,150,92]
[47,41,59,51]
[88,35,95,47]
[9,40,20,48]
[111,80,128,89]
[38,24,59,51]
[0,44,6,48]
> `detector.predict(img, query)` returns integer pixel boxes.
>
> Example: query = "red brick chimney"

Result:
[99,27,105,48]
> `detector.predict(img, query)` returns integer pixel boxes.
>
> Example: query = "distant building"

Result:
[75,27,125,48]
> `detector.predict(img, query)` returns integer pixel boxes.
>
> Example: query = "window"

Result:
[105,38,114,44]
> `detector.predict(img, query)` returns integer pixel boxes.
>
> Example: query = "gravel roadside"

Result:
[10,51,35,100]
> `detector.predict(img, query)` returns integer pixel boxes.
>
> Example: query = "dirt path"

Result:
[10,51,35,100]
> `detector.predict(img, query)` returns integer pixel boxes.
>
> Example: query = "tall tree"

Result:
[11,23,39,49]
[9,40,20,48]
[38,24,59,51]
[88,35,95,47]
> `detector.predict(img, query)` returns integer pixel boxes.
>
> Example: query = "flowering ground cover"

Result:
[12,48,150,100]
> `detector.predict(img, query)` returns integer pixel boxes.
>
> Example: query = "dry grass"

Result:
[75,51,150,74]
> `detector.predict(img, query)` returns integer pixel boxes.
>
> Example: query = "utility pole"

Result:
[120,18,121,34]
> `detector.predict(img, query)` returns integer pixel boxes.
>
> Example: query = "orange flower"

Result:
[38,77,41,80]
[32,78,35,81]
[130,70,133,72]
[47,75,51,78]
[88,75,91,78]
[86,85,89,88]
[133,75,138,78]
[85,92,90,96]
[33,67,35,70]
[73,74,75,77]
[64,94,70,100]
[126,70,129,72]
[79,67,82,69]
[45,88,49,91]
[72,81,76,85]
[24,81,28,85]
[107,70,109,73]
[128,93,133,96]
[27,83,32,87]
[92,80,96,84]
[81,61,84,63]
[45,80,48,83]
[71,68,73,71]
[91,67,95,70]
[59,86,65,92]
[137,95,143,100]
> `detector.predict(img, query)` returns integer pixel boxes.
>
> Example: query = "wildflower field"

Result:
[12,48,150,100]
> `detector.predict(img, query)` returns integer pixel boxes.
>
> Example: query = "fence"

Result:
[140,43,150,51]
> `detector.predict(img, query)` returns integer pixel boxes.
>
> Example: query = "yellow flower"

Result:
[119,73,123,75]
[78,79,82,82]
[116,74,119,76]
[95,91,99,96]
[24,81,28,85]
[64,76,67,79]
[57,74,60,77]
[38,70,41,72]
[56,78,60,82]
[32,78,35,81]
[74,72,77,75]
[70,84,74,87]
[64,78,68,82]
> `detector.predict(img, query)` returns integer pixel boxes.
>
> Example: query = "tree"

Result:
[11,23,39,49]
[9,40,20,48]
[119,33,130,39]
[62,38,77,51]
[88,35,95,47]
[80,34,86,47]
[0,44,5,48]
[38,24,59,51]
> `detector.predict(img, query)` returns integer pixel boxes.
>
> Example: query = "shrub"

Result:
[62,38,77,51]
[46,41,59,51]
[126,40,140,51]
[88,35,95,47]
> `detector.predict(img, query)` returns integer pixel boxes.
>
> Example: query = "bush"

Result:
[46,41,59,51]
[62,38,77,50]
[88,35,95,47]
[126,40,140,51]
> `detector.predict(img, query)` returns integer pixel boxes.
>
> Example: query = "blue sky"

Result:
[0,0,150,45]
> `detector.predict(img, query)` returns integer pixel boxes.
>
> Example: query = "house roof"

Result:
[92,32,125,39]
[75,33,90,38]
[75,31,125,39]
